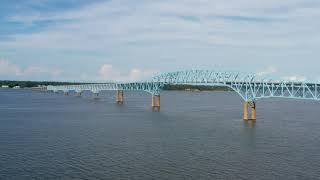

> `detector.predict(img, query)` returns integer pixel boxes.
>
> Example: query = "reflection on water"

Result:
[242,120,256,149]
[0,89,320,180]
[243,120,256,128]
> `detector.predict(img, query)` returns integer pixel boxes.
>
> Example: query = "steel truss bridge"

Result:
[47,70,320,120]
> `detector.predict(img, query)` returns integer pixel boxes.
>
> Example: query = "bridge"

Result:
[47,70,320,121]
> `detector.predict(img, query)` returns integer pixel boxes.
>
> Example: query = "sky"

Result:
[0,0,320,82]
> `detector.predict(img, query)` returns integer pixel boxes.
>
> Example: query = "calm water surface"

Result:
[0,89,320,180]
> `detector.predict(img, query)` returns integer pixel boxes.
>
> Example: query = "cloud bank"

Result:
[98,64,157,82]
[0,59,62,80]
[0,59,157,82]
[0,0,320,81]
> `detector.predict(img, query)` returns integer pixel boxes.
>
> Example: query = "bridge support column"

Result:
[152,95,160,111]
[93,92,99,99]
[251,102,256,120]
[76,92,82,97]
[116,90,124,104]
[243,102,249,120]
[243,101,256,120]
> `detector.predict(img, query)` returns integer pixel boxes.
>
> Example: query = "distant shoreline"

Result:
[163,84,231,91]
[0,80,88,88]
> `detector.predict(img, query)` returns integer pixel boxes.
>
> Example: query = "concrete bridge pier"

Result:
[93,92,99,99]
[243,101,256,120]
[75,91,82,97]
[243,102,249,120]
[116,90,124,104]
[251,102,257,120]
[152,95,160,111]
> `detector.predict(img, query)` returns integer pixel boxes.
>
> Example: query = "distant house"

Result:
[1,85,9,88]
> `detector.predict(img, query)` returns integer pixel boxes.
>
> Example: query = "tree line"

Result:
[163,84,231,91]
[0,80,83,88]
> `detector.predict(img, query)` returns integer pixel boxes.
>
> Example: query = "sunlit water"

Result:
[0,89,320,180]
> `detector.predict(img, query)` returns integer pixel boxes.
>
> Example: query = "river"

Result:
[0,89,319,179]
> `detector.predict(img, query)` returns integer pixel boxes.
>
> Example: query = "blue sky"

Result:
[0,0,320,82]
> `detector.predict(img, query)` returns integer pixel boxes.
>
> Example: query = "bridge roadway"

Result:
[47,70,320,121]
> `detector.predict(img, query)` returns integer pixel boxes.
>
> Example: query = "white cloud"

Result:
[1,1,320,80]
[3,0,320,51]
[0,59,22,76]
[0,59,156,82]
[23,66,62,77]
[256,67,309,82]
[98,64,157,82]
[0,59,62,79]
[282,75,306,82]
[99,64,116,79]
[256,66,277,76]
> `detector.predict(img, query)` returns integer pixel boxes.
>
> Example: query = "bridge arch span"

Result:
[152,70,260,102]
[152,70,320,102]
